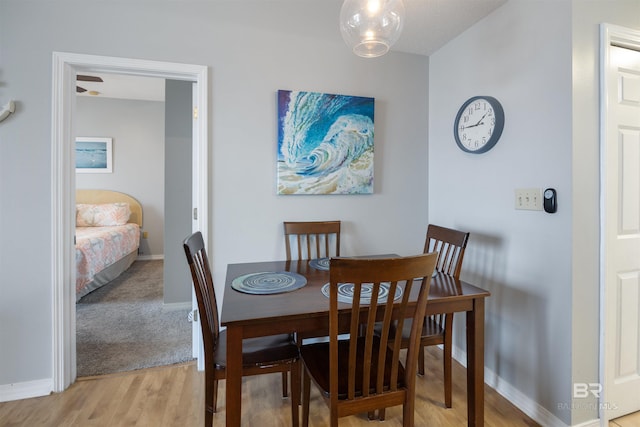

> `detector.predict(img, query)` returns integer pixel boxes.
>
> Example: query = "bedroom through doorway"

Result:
[51,52,209,391]
[73,73,193,376]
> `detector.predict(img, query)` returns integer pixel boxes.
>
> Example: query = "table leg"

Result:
[466,297,485,427]
[226,326,243,427]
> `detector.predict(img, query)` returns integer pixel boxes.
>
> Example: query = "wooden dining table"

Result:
[221,258,491,426]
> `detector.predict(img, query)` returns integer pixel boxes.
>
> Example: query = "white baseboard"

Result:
[450,346,590,427]
[137,254,164,261]
[571,420,600,427]
[163,301,192,312]
[0,378,53,403]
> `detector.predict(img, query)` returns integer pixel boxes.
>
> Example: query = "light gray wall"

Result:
[429,0,640,425]
[429,1,572,422]
[164,80,193,304]
[0,1,429,389]
[429,1,573,422]
[75,96,165,257]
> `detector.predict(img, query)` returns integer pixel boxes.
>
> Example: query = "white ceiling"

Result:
[393,0,507,56]
[76,0,507,101]
[76,73,165,102]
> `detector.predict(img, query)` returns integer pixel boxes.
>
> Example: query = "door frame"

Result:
[599,23,640,421]
[51,52,208,391]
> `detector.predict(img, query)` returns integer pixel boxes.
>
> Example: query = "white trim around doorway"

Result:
[51,52,208,392]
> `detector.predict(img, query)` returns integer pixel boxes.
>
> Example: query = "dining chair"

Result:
[300,253,438,427]
[381,224,470,413]
[284,221,341,346]
[283,221,341,261]
[183,231,300,427]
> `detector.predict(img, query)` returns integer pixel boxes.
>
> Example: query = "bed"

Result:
[75,189,142,301]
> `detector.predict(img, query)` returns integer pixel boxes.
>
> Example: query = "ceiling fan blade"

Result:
[77,75,103,83]
[76,86,87,93]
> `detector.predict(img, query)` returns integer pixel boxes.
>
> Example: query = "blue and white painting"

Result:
[75,137,113,173]
[277,90,374,195]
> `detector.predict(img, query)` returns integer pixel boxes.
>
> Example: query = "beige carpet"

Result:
[76,260,193,377]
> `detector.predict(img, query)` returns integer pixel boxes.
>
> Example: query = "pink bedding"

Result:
[75,223,141,298]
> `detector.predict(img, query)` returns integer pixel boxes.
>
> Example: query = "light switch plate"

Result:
[515,188,543,211]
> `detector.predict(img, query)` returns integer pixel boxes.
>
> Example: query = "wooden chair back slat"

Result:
[424,224,469,279]
[284,221,341,260]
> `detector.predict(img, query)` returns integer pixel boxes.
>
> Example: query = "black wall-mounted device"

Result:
[543,188,557,213]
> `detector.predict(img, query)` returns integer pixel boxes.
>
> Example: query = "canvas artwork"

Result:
[277,90,375,195]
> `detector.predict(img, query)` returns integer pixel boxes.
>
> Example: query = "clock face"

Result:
[454,96,504,154]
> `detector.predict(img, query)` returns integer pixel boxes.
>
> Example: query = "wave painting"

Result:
[277,90,374,195]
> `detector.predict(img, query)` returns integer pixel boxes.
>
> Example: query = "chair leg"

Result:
[212,379,219,412]
[444,339,452,408]
[402,402,413,427]
[205,408,213,427]
[302,368,311,427]
[282,372,289,397]
[379,408,386,421]
[204,370,216,426]
[290,362,300,427]
[418,345,425,376]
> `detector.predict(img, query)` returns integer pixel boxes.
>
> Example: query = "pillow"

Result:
[76,203,131,227]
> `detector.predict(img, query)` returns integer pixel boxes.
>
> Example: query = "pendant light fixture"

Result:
[339,0,405,58]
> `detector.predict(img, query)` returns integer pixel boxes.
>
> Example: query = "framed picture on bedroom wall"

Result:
[75,137,113,173]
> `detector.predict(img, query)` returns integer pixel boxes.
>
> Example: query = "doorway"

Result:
[74,73,191,376]
[51,52,208,391]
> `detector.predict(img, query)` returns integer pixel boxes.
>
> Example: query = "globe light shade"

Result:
[339,0,405,58]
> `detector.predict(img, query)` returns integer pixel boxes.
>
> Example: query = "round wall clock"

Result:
[453,96,505,154]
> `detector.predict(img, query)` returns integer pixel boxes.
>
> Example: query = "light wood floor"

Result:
[0,347,541,426]
[611,411,640,427]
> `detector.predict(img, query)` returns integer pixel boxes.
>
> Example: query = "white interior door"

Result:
[602,24,640,421]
